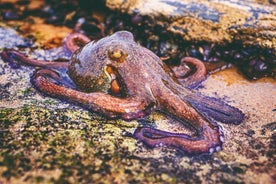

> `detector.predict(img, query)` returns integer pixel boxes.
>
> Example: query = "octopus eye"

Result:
[108,49,128,63]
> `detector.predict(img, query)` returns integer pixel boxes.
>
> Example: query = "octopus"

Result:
[0,31,244,155]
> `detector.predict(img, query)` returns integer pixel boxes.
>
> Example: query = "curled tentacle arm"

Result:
[31,69,155,120]
[0,49,69,69]
[134,124,223,155]
[64,33,91,53]
[171,57,207,89]
[134,86,224,155]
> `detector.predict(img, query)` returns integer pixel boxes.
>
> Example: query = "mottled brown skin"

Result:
[0,31,244,155]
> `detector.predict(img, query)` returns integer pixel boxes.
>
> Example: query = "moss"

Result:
[0,106,154,183]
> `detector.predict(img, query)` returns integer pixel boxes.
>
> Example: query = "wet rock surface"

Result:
[106,0,276,79]
[0,0,275,183]
[106,0,276,47]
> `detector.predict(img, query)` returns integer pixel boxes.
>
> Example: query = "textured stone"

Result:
[106,0,276,49]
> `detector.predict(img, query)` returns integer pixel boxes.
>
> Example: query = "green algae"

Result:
[0,106,136,183]
[0,106,214,183]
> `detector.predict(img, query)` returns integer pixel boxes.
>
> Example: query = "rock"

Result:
[106,0,276,49]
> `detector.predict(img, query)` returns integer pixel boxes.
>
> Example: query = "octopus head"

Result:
[68,31,135,96]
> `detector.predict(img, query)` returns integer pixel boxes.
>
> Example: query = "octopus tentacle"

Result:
[134,84,224,154]
[185,94,245,125]
[134,124,224,155]
[64,33,91,53]
[134,122,223,155]
[31,69,155,120]
[0,49,69,69]
[34,69,76,89]
[171,57,207,89]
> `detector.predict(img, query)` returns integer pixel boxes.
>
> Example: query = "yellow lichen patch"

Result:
[167,0,253,44]
[19,17,71,49]
[106,0,139,13]
[0,0,17,3]
[210,1,251,27]
[28,0,45,10]
[168,17,231,43]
